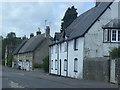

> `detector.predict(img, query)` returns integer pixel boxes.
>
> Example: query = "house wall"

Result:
[50,37,84,79]
[34,38,52,64]
[68,37,84,79]
[50,44,58,75]
[84,2,119,58]
[59,42,67,76]
[19,53,33,71]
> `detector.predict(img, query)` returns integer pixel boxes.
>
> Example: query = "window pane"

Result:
[51,60,53,69]
[64,59,67,71]
[118,31,120,41]
[74,58,78,72]
[112,30,116,41]
[55,60,57,70]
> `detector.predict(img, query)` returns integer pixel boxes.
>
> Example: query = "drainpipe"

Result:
[66,41,69,77]
[49,47,51,74]
[57,44,59,75]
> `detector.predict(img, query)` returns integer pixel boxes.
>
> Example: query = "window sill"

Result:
[64,69,67,71]
[74,49,78,51]
[74,70,78,72]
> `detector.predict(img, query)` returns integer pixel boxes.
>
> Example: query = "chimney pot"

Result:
[36,27,41,35]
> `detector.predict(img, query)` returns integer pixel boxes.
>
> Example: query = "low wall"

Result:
[83,57,110,83]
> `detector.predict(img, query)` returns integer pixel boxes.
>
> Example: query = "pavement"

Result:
[30,68,119,88]
[2,66,120,88]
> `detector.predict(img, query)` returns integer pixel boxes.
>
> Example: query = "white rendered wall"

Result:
[68,37,84,79]
[84,2,119,58]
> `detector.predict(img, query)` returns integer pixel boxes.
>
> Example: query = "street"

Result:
[1,66,119,88]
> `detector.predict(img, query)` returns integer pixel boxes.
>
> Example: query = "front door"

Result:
[26,60,30,71]
[59,60,61,76]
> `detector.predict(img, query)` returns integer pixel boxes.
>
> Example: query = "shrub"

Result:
[33,63,43,68]
[7,54,13,67]
[2,59,5,65]
[109,47,120,59]
[43,56,49,72]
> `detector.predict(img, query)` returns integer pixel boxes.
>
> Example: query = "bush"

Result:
[7,54,13,67]
[33,63,43,68]
[43,56,49,72]
[110,47,120,59]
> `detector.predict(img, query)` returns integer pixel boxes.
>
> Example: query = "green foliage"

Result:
[2,32,22,60]
[109,47,120,59]
[7,54,13,67]
[34,63,43,68]
[61,6,78,32]
[2,59,5,65]
[43,56,49,72]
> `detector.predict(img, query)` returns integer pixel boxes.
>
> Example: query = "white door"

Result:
[110,60,117,83]
[26,61,30,71]
[18,60,22,70]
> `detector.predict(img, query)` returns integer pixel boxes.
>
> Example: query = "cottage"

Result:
[13,26,53,71]
[12,39,28,68]
[49,0,120,80]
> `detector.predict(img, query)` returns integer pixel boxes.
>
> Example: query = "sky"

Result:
[1,2,95,38]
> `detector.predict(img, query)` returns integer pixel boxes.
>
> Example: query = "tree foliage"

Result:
[43,56,49,72]
[109,47,120,59]
[61,6,78,32]
[2,32,22,59]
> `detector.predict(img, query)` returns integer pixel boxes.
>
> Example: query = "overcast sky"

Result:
[1,2,95,38]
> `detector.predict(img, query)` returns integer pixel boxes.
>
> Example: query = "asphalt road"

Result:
[1,66,119,89]
[2,66,74,88]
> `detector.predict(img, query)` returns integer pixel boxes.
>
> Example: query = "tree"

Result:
[43,56,49,72]
[6,32,16,45]
[61,6,78,32]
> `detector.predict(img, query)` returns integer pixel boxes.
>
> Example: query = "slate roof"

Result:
[19,34,46,54]
[13,39,28,55]
[102,19,120,29]
[67,1,113,40]
[54,32,62,41]
[50,1,114,46]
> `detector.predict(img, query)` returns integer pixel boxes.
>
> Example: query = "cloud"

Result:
[1,2,94,38]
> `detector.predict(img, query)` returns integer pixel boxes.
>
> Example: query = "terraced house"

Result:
[49,0,120,80]
[13,26,53,71]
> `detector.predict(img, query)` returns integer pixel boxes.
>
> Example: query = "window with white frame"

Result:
[111,29,120,42]
[64,59,67,71]
[74,58,78,72]
[51,60,53,70]
[55,59,57,70]
[104,29,110,42]
[74,38,78,50]
[103,29,120,42]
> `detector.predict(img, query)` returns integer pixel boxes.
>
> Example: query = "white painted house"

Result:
[49,1,120,79]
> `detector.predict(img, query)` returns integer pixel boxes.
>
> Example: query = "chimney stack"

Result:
[96,0,101,7]
[45,26,50,37]
[36,27,41,35]
[30,33,34,38]
[22,35,26,40]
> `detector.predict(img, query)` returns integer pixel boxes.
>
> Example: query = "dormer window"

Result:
[103,29,120,43]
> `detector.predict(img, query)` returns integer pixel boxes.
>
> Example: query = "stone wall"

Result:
[83,57,110,83]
